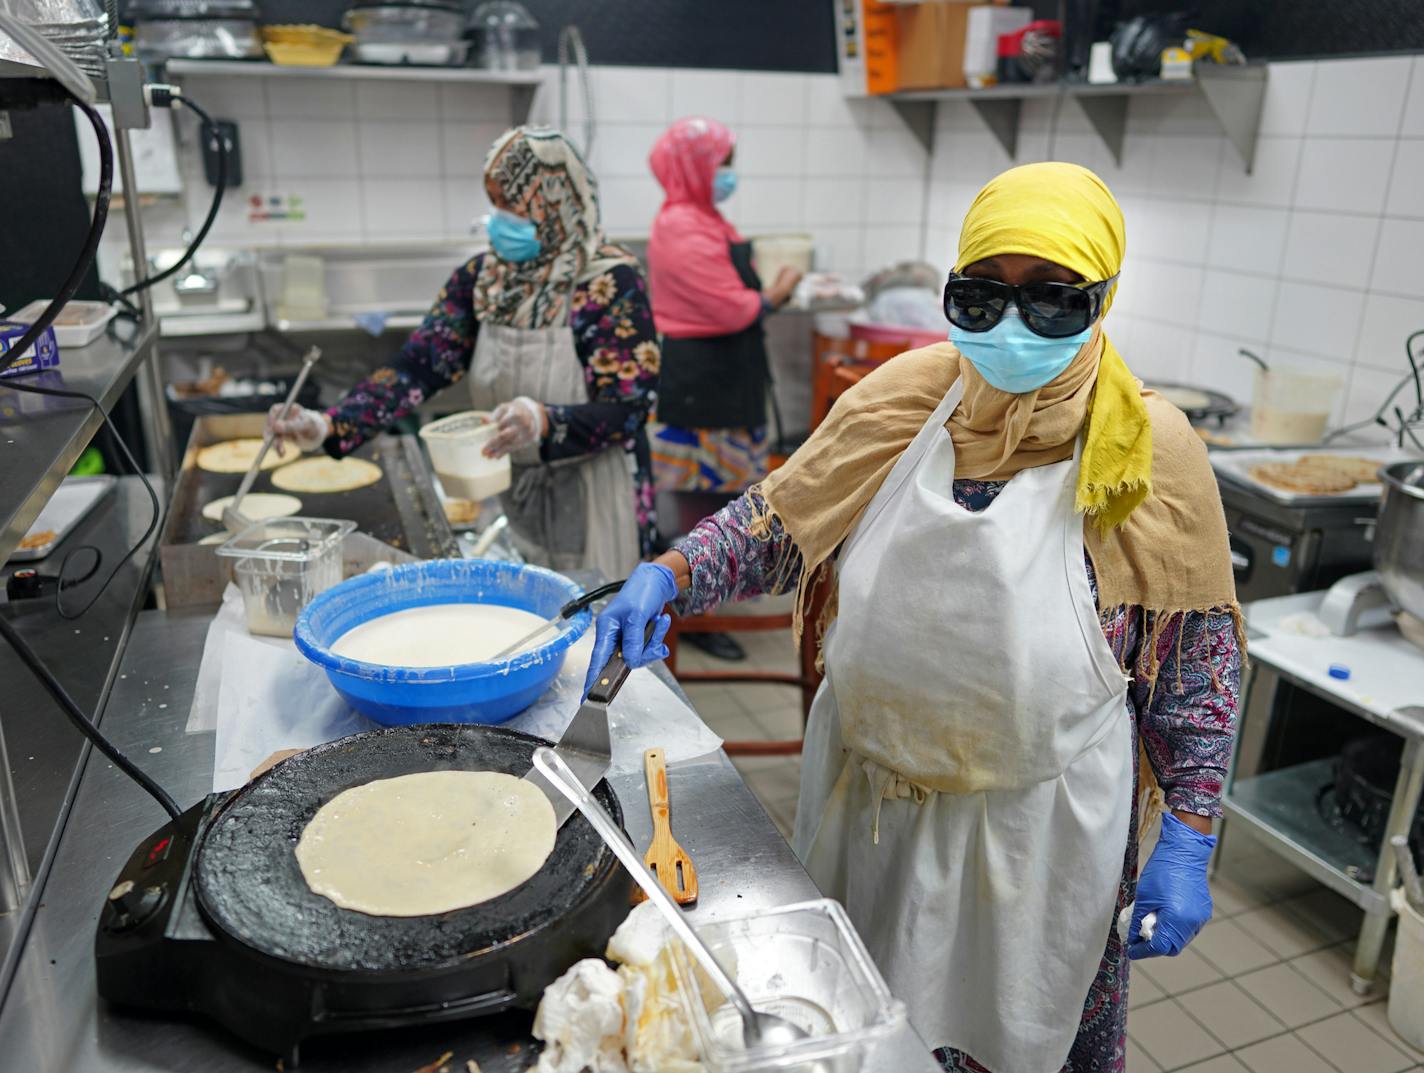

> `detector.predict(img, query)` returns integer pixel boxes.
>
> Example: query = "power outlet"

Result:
[203,119,242,188]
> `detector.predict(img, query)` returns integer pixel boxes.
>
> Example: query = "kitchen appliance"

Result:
[343,3,468,66]
[468,0,540,71]
[1377,460,1424,637]
[1141,380,1238,427]
[128,0,263,63]
[95,723,630,1066]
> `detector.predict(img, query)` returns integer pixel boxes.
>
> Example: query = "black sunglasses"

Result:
[943,272,1120,339]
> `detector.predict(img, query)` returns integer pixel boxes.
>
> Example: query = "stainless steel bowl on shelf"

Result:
[1376,460,1424,622]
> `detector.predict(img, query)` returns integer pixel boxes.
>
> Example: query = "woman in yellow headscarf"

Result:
[583,163,1241,1072]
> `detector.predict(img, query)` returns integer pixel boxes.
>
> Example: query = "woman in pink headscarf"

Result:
[647,117,801,496]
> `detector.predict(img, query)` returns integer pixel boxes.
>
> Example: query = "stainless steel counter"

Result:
[0,608,940,1072]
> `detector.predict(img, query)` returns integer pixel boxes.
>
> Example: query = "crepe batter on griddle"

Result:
[295,770,556,917]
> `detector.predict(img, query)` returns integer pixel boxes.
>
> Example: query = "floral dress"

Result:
[324,255,662,556]
[673,483,1241,1073]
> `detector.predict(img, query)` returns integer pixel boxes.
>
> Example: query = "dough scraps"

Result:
[196,438,298,474]
[271,456,383,494]
[295,770,556,916]
[201,492,303,522]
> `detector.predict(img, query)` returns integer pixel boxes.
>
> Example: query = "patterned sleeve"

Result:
[1130,609,1241,818]
[325,258,481,458]
[671,491,804,615]
[543,263,660,463]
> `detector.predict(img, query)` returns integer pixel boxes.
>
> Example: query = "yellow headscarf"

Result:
[752,162,1239,677]
[954,162,1150,528]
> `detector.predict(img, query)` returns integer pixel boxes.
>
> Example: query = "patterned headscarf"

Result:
[473,126,638,329]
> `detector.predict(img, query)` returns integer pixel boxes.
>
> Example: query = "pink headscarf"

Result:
[647,117,762,339]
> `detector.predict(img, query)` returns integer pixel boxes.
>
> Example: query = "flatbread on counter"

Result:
[270,457,383,494]
[196,438,299,474]
[294,770,557,917]
[1155,386,1213,411]
[1293,454,1384,484]
[1248,462,1357,495]
[201,492,303,522]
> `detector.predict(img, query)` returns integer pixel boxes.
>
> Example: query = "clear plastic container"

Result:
[1249,367,1342,445]
[669,899,907,1073]
[344,4,465,44]
[468,0,540,70]
[217,517,355,637]
[419,411,512,500]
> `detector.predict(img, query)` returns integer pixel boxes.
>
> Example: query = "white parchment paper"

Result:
[194,586,722,793]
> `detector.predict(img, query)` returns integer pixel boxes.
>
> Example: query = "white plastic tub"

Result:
[1390,887,1424,1050]
[419,411,512,501]
[12,300,116,347]
[1249,367,1342,445]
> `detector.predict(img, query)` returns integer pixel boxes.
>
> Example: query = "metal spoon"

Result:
[531,746,813,1052]
[223,346,322,533]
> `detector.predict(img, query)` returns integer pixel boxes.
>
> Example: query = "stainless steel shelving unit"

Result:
[0,47,169,994]
[885,65,1269,173]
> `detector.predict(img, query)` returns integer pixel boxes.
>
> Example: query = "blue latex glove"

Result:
[582,563,677,697]
[1128,812,1217,959]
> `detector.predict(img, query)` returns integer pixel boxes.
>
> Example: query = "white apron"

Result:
[467,321,640,580]
[791,379,1133,1073]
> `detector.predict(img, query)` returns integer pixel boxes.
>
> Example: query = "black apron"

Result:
[656,241,770,431]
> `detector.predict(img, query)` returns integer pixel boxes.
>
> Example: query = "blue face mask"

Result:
[487,209,541,263]
[712,167,737,203]
[949,307,1091,394]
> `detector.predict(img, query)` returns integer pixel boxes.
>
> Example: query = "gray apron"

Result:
[467,321,640,580]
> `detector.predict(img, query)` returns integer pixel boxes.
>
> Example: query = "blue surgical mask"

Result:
[712,167,737,203]
[949,307,1091,394]
[487,209,541,263]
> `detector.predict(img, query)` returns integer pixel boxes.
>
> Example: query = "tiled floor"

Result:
[676,628,1424,1073]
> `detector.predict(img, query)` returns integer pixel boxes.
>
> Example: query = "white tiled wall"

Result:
[133,64,917,281]
[135,55,1424,435]
[923,54,1424,441]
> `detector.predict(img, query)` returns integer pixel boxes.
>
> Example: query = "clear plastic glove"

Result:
[266,403,330,453]
[1128,812,1217,959]
[483,396,547,458]
[582,563,677,698]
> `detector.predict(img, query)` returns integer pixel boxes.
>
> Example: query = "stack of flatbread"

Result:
[1248,454,1383,495]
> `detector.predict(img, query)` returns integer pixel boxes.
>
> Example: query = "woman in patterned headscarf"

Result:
[268,127,660,578]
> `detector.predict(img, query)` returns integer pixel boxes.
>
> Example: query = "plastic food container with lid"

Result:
[419,410,512,501]
[216,517,355,637]
[668,898,907,1072]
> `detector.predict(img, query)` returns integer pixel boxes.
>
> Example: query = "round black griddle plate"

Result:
[193,723,623,975]
[1142,381,1239,424]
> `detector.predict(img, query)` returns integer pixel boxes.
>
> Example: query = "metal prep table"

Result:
[0,607,941,1072]
[1224,590,1424,994]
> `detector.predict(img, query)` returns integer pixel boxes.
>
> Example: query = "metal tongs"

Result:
[222,346,321,533]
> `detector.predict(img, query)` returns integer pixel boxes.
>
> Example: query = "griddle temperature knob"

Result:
[104,878,167,933]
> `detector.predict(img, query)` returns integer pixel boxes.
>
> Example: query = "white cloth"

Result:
[791,379,1134,1073]
[468,321,639,581]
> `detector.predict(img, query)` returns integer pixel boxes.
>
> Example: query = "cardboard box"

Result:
[895,2,973,91]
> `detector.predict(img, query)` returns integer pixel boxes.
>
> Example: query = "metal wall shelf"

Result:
[164,58,543,84]
[885,66,1268,172]
[0,321,158,565]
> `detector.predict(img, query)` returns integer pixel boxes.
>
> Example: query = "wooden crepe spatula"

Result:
[636,747,698,906]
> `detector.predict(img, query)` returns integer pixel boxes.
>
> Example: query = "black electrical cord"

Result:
[0,615,181,821]
[105,92,227,300]
[0,88,112,379]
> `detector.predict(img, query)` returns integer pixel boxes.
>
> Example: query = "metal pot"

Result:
[1376,460,1424,621]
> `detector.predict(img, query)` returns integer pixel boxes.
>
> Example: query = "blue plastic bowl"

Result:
[294,559,590,726]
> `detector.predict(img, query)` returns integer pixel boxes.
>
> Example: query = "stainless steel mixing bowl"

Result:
[1376,460,1424,622]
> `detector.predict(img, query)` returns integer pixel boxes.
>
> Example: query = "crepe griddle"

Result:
[96,723,631,1065]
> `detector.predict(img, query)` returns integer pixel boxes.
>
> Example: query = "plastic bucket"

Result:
[294,559,590,725]
[1390,888,1424,1050]
[1249,367,1341,445]
[751,232,814,280]
[418,410,512,500]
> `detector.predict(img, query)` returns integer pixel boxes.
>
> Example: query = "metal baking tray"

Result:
[1211,446,1421,505]
[159,413,457,607]
[8,476,116,562]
